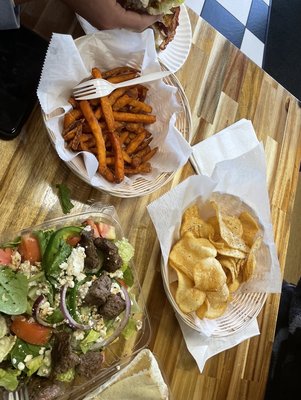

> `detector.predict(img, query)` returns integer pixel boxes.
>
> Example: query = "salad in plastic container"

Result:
[0,204,151,399]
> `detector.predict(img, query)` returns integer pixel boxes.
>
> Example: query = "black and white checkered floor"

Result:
[186,0,270,67]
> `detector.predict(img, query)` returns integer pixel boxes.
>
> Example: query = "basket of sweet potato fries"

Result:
[64,66,163,184]
[39,31,192,198]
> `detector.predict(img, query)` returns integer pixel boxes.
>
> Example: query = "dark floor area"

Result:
[263,0,301,101]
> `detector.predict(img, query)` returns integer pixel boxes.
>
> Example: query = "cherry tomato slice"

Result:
[0,248,13,265]
[18,234,41,264]
[11,316,52,345]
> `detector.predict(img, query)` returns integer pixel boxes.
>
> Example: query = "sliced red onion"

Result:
[91,285,131,350]
[60,284,92,331]
[32,295,64,328]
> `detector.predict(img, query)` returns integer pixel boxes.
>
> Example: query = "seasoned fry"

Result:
[108,72,138,84]
[126,86,139,99]
[68,96,78,108]
[134,145,152,159]
[124,162,152,175]
[136,85,148,101]
[106,157,115,166]
[108,88,128,105]
[124,123,144,133]
[131,157,142,167]
[68,124,82,151]
[101,100,115,132]
[113,112,156,124]
[94,107,103,120]
[114,121,125,131]
[112,94,133,111]
[102,66,139,79]
[119,131,130,145]
[108,130,124,183]
[126,130,147,155]
[92,67,116,133]
[106,151,132,166]
[122,150,132,164]
[92,67,124,182]
[89,98,99,107]
[135,137,153,152]
[79,136,96,152]
[63,109,82,129]
[79,141,91,152]
[142,146,158,162]
[79,100,114,182]
[129,99,152,113]
[63,127,77,141]
[79,133,94,143]
[112,95,152,113]
[62,119,83,136]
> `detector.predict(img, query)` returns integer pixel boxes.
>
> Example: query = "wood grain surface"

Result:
[1,2,301,399]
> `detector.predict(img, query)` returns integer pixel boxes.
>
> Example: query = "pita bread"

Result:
[84,349,169,400]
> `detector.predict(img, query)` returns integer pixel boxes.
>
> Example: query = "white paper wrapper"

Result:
[148,119,281,294]
[37,30,192,190]
[177,315,260,372]
[147,119,282,370]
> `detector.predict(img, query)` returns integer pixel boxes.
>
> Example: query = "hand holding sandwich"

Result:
[61,0,161,32]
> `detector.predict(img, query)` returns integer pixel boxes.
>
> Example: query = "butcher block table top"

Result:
[1,2,301,399]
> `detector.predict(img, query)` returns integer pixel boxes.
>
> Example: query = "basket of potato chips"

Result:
[166,195,267,336]
[148,173,281,337]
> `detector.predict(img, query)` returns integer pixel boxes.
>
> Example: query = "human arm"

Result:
[61,0,160,32]
[0,0,37,30]
[0,0,20,29]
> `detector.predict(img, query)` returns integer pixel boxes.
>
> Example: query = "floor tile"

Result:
[216,0,253,24]
[201,0,245,48]
[241,28,265,66]
[247,0,269,43]
[185,0,205,15]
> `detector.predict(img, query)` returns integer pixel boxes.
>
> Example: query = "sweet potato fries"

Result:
[62,66,158,184]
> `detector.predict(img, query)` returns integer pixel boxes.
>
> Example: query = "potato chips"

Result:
[168,200,263,320]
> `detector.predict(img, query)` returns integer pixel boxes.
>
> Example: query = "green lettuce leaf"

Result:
[56,184,74,215]
[115,238,134,268]
[0,268,28,315]
[0,335,16,362]
[123,266,134,287]
[0,314,8,338]
[26,355,44,377]
[0,368,21,391]
[33,229,54,256]
[56,368,75,382]
[80,330,101,354]
[121,318,137,340]
[10,339,43,370]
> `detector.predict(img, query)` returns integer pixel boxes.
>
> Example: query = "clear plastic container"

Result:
[0,204,151,400]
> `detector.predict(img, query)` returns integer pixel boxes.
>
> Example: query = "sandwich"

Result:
[120,0,184,50]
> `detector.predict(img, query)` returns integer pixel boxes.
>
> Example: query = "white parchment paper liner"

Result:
[147,119,281,371]
[37,30,192,190]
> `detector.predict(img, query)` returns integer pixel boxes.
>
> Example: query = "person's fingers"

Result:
[116,7,161,32]
[63,0,161,32]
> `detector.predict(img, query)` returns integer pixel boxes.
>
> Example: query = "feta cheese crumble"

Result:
[59,246,86,287]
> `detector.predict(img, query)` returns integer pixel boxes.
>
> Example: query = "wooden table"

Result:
[1,1,301,399]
